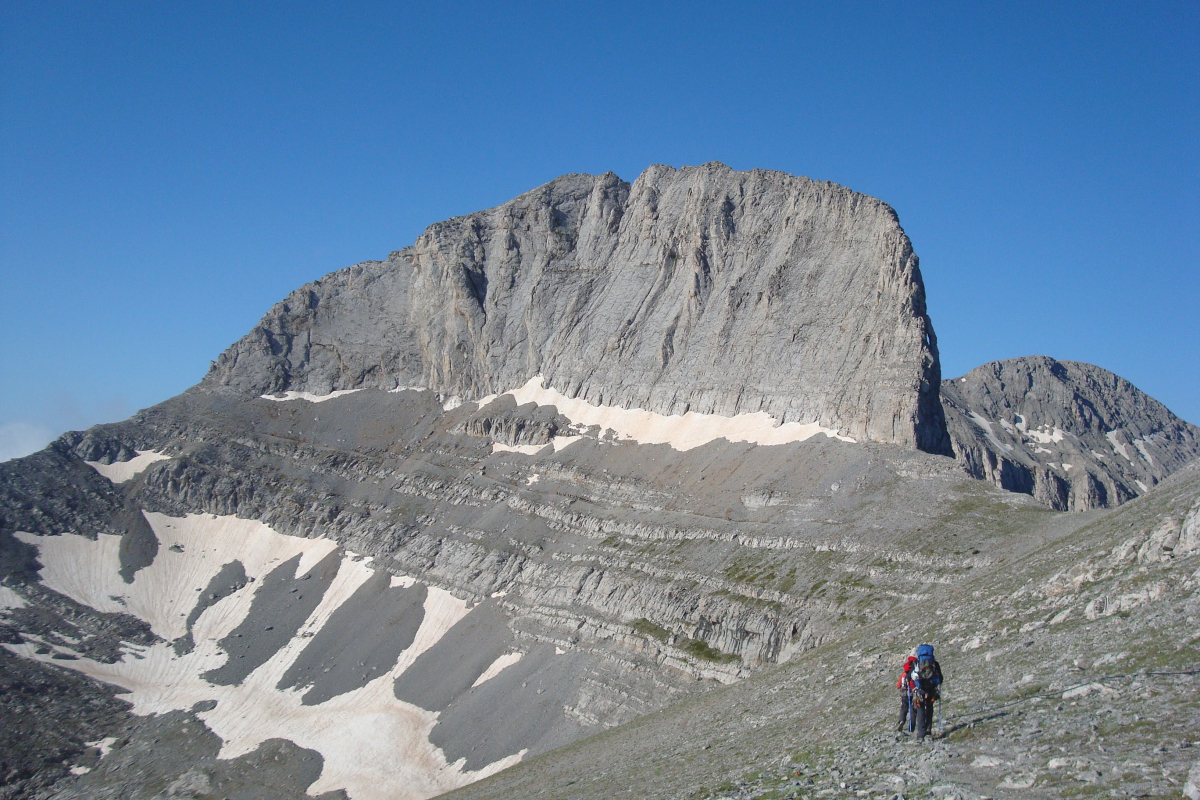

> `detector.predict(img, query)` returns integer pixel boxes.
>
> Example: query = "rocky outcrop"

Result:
[203,163,950,454]
[942,356,1200,510]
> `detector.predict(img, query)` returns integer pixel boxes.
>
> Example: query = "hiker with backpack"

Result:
[896,655,917,733]
[910,644,943,740]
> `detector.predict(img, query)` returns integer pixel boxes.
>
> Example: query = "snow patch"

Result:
[86,737,118,758]
[389,386,428,394]
[261,389,364,403]
[1133,438,1156,466]
[491,443,547,456]
[471,652,522,687]
[9,514,521,800]
[1024,425,1066,444]
[0,585,27,611]
[968,413,1014,453]
[390,575,417,589]
[85,450,171,483]
[481,376,854,452]
[1136,480,1148,493]
[16,514,337,641]
[1106,430,1133,461]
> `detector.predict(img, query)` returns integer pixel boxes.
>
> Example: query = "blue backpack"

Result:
[914,644,941,696]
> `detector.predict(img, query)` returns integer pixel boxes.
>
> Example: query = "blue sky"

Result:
[2,1,1197,460]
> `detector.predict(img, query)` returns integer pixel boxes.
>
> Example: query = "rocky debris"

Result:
[202,163,950,454]
[942,356,1200,510]
[40,709,349,800]
[443,460,1200,800]
[0,649,129,800]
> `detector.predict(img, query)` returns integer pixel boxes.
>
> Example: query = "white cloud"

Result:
[0,421,55,463]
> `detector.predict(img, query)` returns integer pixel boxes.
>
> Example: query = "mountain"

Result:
[204,163,950,455]
[942,356,1200,511]
[445,460,1200,800]
[1,165,1198,800]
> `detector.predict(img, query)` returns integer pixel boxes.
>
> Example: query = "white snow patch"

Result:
[1024,425,1067,444]
[85,450,171,483]
[1136,480,1149,493]
[471,652,522,687]
[1106,430,1133,461]
[1063,463,1074,472]
[1033,446,1052,455]
[526,474,540,485]
[491,442,548,456]
[491,436,581,457]
[968,413,1014,453]
[490,591,508,599]
[8,513,522,800]
[86,737,118,758]
[261,389,364,403]
[389,386,428,394]
[1133,438,1156,466]
[1091,450,1107,460]
[554,646,566,655]
[390,575,417,589]
[442,396,463,411]
[0,585,27,611]
[69,765,91,775]
[487,376,854,452]
[16,514,337,641]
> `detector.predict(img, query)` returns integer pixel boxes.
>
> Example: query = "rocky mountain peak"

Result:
[942,355,1200,510]
[203,164,951,454]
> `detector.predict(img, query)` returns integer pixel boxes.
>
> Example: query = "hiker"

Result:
[896,655,917,732]
[910,643,943,740]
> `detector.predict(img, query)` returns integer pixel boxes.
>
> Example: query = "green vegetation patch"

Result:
[632,617,670,641]
[680,636,741,664]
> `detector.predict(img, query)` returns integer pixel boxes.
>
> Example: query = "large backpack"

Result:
[913,661,939,701]
[914,644,940,700]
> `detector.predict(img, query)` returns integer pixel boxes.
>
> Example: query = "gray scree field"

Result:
[1,164,1197,800]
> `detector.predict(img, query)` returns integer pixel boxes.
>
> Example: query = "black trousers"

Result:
[897,690,912,730]
[913,696,935,738]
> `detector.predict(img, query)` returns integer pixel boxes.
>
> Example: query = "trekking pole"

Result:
[938,690,944,737]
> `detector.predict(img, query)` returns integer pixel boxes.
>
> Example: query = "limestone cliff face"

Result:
[942,356,1200,510]
[203,163,950,454]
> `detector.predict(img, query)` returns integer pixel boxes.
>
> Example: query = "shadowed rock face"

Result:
[203,163,950,455]
[942,356,1200,510]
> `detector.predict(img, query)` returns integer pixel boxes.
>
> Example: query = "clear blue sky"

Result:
[2,1,1197,460]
